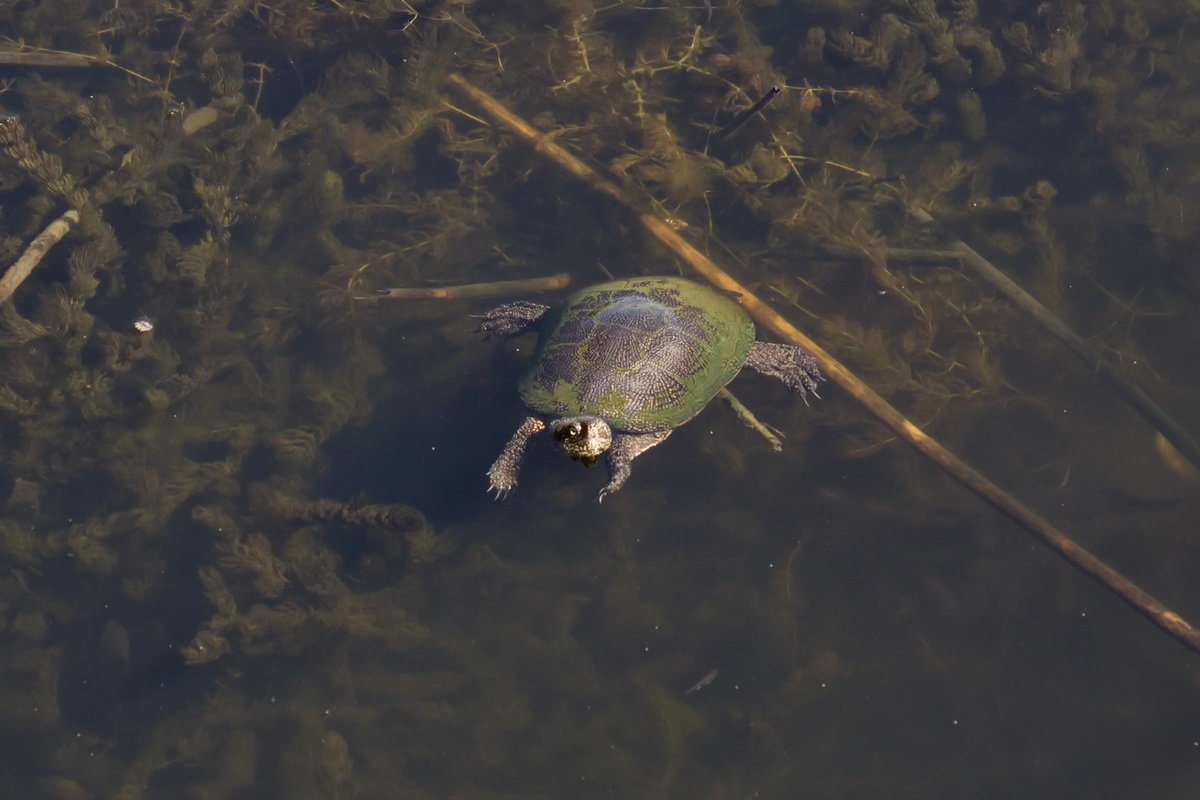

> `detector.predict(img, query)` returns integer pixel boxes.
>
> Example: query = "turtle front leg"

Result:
[744,342,824,402]
[598,429,673,502]
[487,416,546,499]
[475,301,551,338]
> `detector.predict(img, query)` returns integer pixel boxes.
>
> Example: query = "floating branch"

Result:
[444,72,1200,657]
[0,52,93,68]
[360,272,571,301]
[0,210,79,303]
[0,41,153,83]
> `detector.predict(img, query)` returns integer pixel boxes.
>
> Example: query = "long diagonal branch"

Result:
[445,71,1200,656]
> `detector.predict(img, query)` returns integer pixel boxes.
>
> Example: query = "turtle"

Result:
[478,276,823,501]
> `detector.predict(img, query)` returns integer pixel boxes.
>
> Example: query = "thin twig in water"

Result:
[718,387,784,452]
[0,52,93,67]
[359,272,571,301]
[0,210,79,303]
[714,84,780,140]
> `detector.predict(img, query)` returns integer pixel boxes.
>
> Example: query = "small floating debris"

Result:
[685,667,719,696]
[132,314,155,334]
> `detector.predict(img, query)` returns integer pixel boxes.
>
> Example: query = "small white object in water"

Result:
[132,315,155,334]
[685,667,719,696]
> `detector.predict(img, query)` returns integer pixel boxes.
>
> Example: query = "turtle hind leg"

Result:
[598,429,673,502]
[744,341,824,402]
[487,416,546,499]
[475,301,551,338]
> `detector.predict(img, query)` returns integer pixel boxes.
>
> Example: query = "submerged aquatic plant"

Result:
[0,0,1196,797]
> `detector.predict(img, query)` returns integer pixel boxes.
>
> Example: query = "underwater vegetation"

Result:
[0,0,1198,797]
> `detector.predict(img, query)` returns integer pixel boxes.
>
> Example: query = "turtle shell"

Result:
[518,276,755,433]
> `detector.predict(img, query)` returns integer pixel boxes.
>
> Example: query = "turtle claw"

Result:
[486,416,545,500]
[597,468,627,503]
[486,469,517,501]
[744,341,824,401]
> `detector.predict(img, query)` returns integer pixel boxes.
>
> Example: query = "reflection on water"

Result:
[1,1,1199,798]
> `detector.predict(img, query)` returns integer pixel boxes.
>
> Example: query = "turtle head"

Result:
[551,416,612,467]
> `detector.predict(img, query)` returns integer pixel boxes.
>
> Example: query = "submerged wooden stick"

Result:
[360,272,571,301]
[910,207,1200,474]
[718,387,784,452]
[0,52,94,67]
[445,72,1200,656]
[0,209,79,303]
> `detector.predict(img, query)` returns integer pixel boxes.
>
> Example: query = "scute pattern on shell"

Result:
[518,277,755,432]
